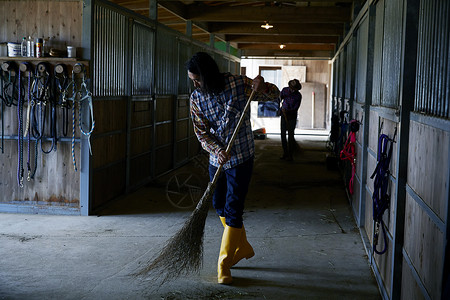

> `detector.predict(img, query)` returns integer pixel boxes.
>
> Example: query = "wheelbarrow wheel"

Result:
[166,172,204,209]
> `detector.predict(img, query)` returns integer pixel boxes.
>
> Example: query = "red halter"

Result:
[340,120,359,194]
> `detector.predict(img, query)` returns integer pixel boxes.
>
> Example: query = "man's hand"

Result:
[217,150,231,165]
[252,75,267,93]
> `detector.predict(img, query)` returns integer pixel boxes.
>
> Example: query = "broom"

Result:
[134,90,256,283]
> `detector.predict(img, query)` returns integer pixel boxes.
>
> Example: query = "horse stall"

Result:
[330,1,450,299]
[0,0,238,215]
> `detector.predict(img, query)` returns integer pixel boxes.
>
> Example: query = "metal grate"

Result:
[92,4,127,97]
[355,16,369,104]
[380,0,403,108]
[132,22,154,95]
[415,0,450,119]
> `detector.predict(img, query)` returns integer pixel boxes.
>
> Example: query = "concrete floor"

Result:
[0,135,381,300]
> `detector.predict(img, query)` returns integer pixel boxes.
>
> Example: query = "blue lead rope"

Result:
[370,132,395,255]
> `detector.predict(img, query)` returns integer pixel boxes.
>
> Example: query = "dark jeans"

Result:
[280,115,297,158]
[209,158,254,228]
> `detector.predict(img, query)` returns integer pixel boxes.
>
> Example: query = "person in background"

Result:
[187,52,280,285]
[280,79,302,161]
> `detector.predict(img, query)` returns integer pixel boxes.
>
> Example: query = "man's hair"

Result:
[186,52,225,95]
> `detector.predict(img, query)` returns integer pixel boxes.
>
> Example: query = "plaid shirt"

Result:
[190,73,280,169]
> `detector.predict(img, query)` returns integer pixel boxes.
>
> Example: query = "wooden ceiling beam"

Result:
[209,22,343,35]
[240,49,334,58]
[226,34,339,44]
[237,43,335,51]
[185,5,351,23]
[158,1,189,19]
[113,1,149,11]
[187,0,355,2]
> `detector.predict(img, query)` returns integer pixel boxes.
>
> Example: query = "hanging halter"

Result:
[17,65,24,187]
[1,61,18,153]
[28,62,51,179]
[17,62,33,186]
[370,129,396,255]
[37,62,57,154]
[76,63,95,155]
[66,63,94,172]
[0,61,18,107]
[339,119,360,194]
[55,64,70,137]
[66,64,82,172]
[21,63,35,182]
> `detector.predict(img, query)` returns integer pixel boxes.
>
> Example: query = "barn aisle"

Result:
[0,135,381,300]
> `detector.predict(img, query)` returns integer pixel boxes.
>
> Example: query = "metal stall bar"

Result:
[81,0,93,216]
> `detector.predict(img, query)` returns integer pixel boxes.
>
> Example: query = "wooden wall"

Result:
[129,96,153,187]
[154,95,174,176]
[332,0,450,299]
[0,0,83,212]
[298,82,327,129]
[404,120,449,299]
[0,0,234,217]
[91,98,127,210]
[0,1,82,51]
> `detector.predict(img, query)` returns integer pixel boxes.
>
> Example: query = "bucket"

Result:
[7,42,21,57]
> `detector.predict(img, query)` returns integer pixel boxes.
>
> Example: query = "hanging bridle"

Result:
[340,119,360,194]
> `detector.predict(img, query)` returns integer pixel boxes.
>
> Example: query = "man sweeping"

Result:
[187,52,280,284]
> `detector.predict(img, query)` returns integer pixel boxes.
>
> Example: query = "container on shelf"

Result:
[21,37,27,57]
[36,38,43,58]
[27,36,35,57]
[67,46,76,58]
[7,42,21,57]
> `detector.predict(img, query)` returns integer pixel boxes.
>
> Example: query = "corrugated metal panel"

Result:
[355,16,369,104]
[178,40,192,94]
[155,27,178,95]
[132,22,154,95]
[191,44,202,55]
[232,60,241,75]
[332,58,338,98]
[345,38,353,99]
[93,4,127,97]
[339,49,346,98]
[381,0,403,108]
[415,0,449,118]
[214,54,229,73]
[372,0,384,106]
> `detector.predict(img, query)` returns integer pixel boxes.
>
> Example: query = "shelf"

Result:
[0,56,79,61]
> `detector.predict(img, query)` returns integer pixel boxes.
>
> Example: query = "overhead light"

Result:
[261,22,273,30]
[279,44,286,49]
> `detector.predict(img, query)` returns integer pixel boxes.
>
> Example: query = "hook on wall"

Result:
[392,127,398,143]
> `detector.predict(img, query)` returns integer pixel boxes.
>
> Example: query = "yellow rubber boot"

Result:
[218,225,242,284]
[220,217,255,266]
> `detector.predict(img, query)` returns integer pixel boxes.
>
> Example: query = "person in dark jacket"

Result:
[280,79,302,161]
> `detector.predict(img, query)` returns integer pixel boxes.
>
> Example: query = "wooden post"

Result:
[209,33,215,49]
[358,1,376,229]
[80,0,93,216]
[149,0,157,21]
[390,0,420,298]
[186,20,192,38]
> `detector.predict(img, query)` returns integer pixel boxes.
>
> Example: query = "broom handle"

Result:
[210,90,256,185]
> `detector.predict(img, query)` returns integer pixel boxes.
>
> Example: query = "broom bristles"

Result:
[133,182,215,283]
